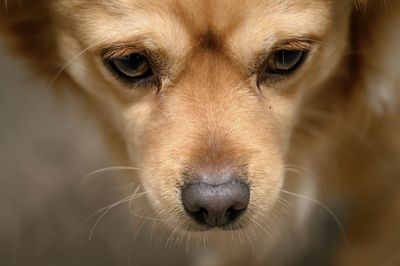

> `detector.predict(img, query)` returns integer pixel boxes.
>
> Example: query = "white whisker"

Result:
[249,215,273,240]
[81,166,142,185]
[128,188,171,222]
[88,192,147,241]
[280,189,349,248]
[47,41,101,89]
[166,221,184,247]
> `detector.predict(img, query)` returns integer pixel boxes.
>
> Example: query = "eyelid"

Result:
[267,39,313,59]
[258,34,318,60]
[270,34,321,47]
[101,46,147,61]
[252,38,314,73]
[101,44,168,74]
[270,42,312,54]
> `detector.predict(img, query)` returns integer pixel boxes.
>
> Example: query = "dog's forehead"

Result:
[58,0,337,57]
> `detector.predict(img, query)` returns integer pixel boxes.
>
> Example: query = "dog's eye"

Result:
[109,53,152,81]
[264,50,307,78]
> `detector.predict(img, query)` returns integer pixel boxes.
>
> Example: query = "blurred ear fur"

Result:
[0,0,60,78]
[355,0,369,8]
[0,1,131,163]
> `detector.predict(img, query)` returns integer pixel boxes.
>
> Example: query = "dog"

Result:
[1,0,400,265]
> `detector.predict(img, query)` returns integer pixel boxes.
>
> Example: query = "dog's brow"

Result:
[98,37,166,58]
[101,44,147,59]
[267,35,323,51]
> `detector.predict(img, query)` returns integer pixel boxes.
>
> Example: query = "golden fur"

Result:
[1,0,400,265]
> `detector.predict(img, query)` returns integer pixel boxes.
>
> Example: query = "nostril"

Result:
[188,207,209,225]
[226,206,246,221]
[181,180,250,227]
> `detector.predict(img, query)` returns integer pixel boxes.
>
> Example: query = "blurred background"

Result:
[0,41,151,266]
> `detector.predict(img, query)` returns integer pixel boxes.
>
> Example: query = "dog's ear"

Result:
[0,0,61,79]
[351,0,400,114]
[354,0,369,9]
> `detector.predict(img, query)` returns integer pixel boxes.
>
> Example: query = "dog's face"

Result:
[52,0,354,232]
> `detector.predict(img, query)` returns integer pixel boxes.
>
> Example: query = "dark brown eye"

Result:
[265,49,307,78]
[108,53,153,81]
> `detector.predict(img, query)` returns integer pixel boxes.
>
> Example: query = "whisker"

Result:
[166,220,184,247]
[249,207,277,240]
[244,224,257,255]
[283,167,329,217]
[146,206,181,246]
[277,196,295,214]
[88,191,147,241]
[128,218,148,265]
[128,191,172,222]
[176,221,188,250]
[202,232,207,253]
[47,41,101,89]
[81,166,142,185]
[284,164,325,188]
[280,189,349,248]
[298,108,377,153]
[237,224,245,245]
[249,215,273,240]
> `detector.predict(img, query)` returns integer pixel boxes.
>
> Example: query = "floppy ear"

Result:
[354,0,369,9]
[0,0,61,79]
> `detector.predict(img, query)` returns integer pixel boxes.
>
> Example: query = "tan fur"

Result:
[1,0,400,265]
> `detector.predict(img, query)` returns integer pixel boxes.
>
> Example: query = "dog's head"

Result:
[1,0,361,233]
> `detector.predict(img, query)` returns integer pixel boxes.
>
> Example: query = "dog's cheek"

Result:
[138,155,187,219]
[264,94,302,153]
[120,115,175,216]
[245,131,286,217]
[249,168,284,224]
[122,100,157,161]
[122,113,185,215]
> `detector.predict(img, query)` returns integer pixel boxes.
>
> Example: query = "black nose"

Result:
[181,180,250,227]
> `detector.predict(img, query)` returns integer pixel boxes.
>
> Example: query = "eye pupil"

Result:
[279,50,300,68]
[275,50,304,71]
[265,49,307,78]
[258,48,308,84]
[111,53,151,79]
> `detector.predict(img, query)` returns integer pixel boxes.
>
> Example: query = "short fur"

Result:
[1,0,400,265]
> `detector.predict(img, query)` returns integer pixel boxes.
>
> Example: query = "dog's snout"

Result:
[181,179,250,227]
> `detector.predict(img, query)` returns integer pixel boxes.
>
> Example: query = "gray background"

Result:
[0,41,135,266]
